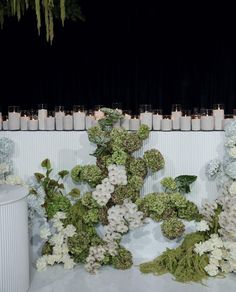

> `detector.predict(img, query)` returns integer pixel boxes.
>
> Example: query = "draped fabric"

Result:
[0,1,236,114]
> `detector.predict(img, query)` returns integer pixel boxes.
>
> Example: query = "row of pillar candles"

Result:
[0,104,235,131]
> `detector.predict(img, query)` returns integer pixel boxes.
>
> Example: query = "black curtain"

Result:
[0,1,236,114]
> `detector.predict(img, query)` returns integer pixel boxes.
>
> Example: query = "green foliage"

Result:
[140,232,209,283]
[98,108,123,132]
[44,193,71,219]
[175,175,197,194]
[68,188,81,198]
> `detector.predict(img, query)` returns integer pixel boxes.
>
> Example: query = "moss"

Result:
[140,232,209,283]
[112,247,133,270]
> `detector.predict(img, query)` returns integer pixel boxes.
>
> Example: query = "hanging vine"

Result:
[0,0,84,43]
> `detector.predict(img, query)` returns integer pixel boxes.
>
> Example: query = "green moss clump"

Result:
[137,124,150,140]
[140,232,209,283]
[45,194,71,220]
[143,149,165,172]
[161,218,185,240]
[112,247,133,270]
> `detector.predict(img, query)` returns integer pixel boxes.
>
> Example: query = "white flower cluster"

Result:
[0,162,10,175]
[194,234,236,276]
[200,199,218,223]
[85,199,144,273]
[206,159,222,179]
[195,220,210,232]
[36,212,76,271]
[92,164,127,206]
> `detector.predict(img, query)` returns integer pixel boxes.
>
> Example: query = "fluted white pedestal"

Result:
[0,185,29,292]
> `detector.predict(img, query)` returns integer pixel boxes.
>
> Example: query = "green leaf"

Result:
[34,172,45,182]
[68,188,81,198]
[58,170,69,179]
[29,188,38,195]
[41,158,51,170]
[174,175,197,194]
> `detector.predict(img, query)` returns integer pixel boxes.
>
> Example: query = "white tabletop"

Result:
[0,185,27,206]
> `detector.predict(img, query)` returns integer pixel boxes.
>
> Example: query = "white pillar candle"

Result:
[0,113,2,130]
[94,110,104,120]
[200,116,214,130]
[3,120,8,130]
[191,116,201,131]
[8,112,20,130]
[20,116,29,131]
[213,104,224,130]
[161,116,172,131]
[140,112,153,129]
[86,115,95,130]
[55,111,65,131]
[64,114,73,130]
[180,116,191,131]
[38,109,47,130]
[73,111,86,130]
[121,114,131,130]
[28,119,38,131]
[46,116,55,131]
[130,117,140,131]
[171,111,182,130]
[153,114,163,130]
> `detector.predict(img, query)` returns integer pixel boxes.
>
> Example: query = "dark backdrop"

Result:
[0,1,236,114]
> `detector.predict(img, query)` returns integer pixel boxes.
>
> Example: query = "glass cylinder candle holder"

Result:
[161,115,172,131]
[213,103,224,130]
[139,104,153,129]
[152,109,163,131]
[86,110,95,130]
[200,109,214,131]
[171,104,182,130]
[2,116,9,131]
[28,111,38,131]
[73,105,86,130]
[233,109,236,120]
[121,110,131,130]
[180,110,191,131]
[129,115,140,131]
[63,110,73,131]
[224,114,234,130]
[94,105,105,120]
[38,104,48,130]
[8,106,20,130]
[46,111,55,131]
[0,111,2,131]
[55,106,65,131]
[191,114,201,131]
[20,110,29,131]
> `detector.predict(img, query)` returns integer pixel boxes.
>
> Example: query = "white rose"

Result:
[229,182,236,196]
[229,146,236,158]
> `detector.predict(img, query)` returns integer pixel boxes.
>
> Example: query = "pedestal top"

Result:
[0,185,27,206]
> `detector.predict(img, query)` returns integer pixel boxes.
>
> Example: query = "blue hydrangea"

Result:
[225,161,236,179]
[206,159,222,179]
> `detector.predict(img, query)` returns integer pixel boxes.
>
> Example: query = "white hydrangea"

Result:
[196,220,210,232]
[228,147,236,158]
[5,175,24,185]
[40,227,51,240]
[36,256,48,272]
[206,159,222,179]
[204,263,219,276]
[0,162,10,175]
[229,181,236,196]
[63,225,76,237]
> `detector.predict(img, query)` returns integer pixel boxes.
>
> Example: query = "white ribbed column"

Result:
[0,185,29,292]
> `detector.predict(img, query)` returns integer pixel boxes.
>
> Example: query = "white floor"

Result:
[29,265,236,292]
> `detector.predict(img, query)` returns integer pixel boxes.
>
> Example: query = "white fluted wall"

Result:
[0,186,29,292]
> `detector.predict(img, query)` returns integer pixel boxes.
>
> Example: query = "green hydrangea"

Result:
[170,192,189,209]
[83,209,100,225]
[111,149,128,165]
[123,133,143,153]
[128,175,144,191]
[161,177,177,192]
[45,194,71,220]
[143,149,165,172]
[112,185,140,204]
[87,126,106,144]
[81,192,100,209]
[177,201,201,221]
[112,247,133,270]
[161,218,185,240]
[110,128,128,151]
[71,165,102,188]
[137,124,150,140]
[128,158,147,178]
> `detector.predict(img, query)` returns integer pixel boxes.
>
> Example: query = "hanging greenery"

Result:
[0,0,84,43]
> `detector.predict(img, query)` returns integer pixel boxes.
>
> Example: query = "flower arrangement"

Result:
[139,120,236,283]
[0,137,23,185]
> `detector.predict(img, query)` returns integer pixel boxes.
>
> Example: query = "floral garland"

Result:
[140,121,236,283]
[28,108,199,274]
[0,137,23,185]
